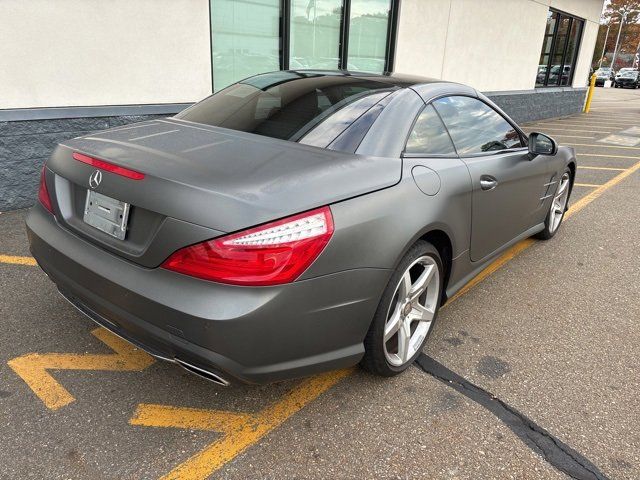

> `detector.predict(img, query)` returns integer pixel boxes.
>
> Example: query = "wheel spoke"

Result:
[553,200,563,215]
[399,271,412,298]
[412,303,435,322]
[557,178,568,196]
[384,308,402,342]
[409,265,435,301]
[397,321,411,363]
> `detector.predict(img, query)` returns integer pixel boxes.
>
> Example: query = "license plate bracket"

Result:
[83,190,130,240]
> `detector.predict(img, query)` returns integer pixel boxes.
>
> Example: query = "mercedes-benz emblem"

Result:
[89,170,102,189]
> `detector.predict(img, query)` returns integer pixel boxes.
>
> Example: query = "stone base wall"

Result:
[0,87,588,211]
[487,87,588,124]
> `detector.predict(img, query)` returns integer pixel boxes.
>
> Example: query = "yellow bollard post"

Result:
[584,73,597,113]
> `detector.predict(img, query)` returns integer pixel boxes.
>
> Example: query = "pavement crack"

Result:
[414,354,610,480]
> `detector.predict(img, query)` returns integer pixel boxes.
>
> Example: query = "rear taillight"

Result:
[161,206,334,286]
[38,166,54,214]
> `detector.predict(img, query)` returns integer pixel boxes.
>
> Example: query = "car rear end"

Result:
[615,71,639,88]
[26,119,396,385]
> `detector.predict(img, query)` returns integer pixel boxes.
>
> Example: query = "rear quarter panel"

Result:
[302,156,472,281]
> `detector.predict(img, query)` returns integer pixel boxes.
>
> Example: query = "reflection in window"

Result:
[405,105,456,156]
[177,71,396,142]
[536,9,583,87]
[211,0,281,91]
[348,0,391,73]
[300,90,391,147]
[433,96,523,155]
[290,0,343,70]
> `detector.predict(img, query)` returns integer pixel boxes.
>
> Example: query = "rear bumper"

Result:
[26,204,390,384]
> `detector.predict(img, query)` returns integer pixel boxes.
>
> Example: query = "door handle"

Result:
[480,175,498,191]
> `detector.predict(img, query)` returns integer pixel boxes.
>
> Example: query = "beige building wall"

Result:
[395,0,604,92]
[0,0,604,109]
[0,0,212,109]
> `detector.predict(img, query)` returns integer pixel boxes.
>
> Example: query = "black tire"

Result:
[360,241,443,376]
[535,167,572,240]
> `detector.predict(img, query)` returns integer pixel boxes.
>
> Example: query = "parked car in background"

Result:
[536,65,547,84]
[594,67,615,86]
[614,69,640,88]
[616,67,637,75]
[547,65,571,85]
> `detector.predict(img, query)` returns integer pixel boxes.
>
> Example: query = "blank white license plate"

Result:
[83,190,130,240]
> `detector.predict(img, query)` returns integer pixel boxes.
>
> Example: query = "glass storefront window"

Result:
[290,0,343,70]
[210,0,398,90]
[211,0,281,91]
[347,0,392,73]
[535,9,583,87]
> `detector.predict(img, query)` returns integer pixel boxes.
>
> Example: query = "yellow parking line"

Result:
[540,119,632,124]
[565,143,640,150]
[130,404,253,431]
[8,328,155,410]
[574,183,602,188]
[578,166,626,171]
[539,123,631,130]
[0,254,37,266]
[446,238,535,303]
[525,128,613,134]
[547,134,594,139]
[596,105,640,108]
[536,126,622,132]
[577,153,640,159]
[582,113,640,118]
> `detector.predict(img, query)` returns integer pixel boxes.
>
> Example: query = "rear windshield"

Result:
[175,71,396,142]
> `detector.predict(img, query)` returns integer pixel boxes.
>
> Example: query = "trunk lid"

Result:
[47,118,400,266]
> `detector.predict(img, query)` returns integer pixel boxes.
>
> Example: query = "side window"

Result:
[404,104,456,156]
[432,96,523,155]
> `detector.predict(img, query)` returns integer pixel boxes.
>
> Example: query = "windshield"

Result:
[621,71,637,78]
[176,71,397,142]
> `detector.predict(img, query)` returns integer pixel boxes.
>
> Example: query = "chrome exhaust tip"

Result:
[174,358,230,387]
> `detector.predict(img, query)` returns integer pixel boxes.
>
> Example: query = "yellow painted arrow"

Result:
[130,368,352,480]
[8,327,155,410]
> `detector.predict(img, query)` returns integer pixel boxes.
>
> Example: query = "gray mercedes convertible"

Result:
[27,71,575,385]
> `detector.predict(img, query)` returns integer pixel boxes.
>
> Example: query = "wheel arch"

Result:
[392,226,455,303]
[420,229,453,302]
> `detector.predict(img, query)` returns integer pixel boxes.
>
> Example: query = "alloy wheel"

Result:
[383,256,440,367]
[549,172,570,233]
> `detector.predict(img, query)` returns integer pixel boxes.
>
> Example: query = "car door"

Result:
[432,96,551,262]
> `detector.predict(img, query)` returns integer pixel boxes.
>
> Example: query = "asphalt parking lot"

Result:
[1,86,639,480]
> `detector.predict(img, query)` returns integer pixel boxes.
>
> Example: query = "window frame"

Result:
[208,0,400,92]
[536,8,584,88]
[424,94,529,159]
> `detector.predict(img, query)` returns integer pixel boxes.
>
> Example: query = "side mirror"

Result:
[528,132,557,158]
